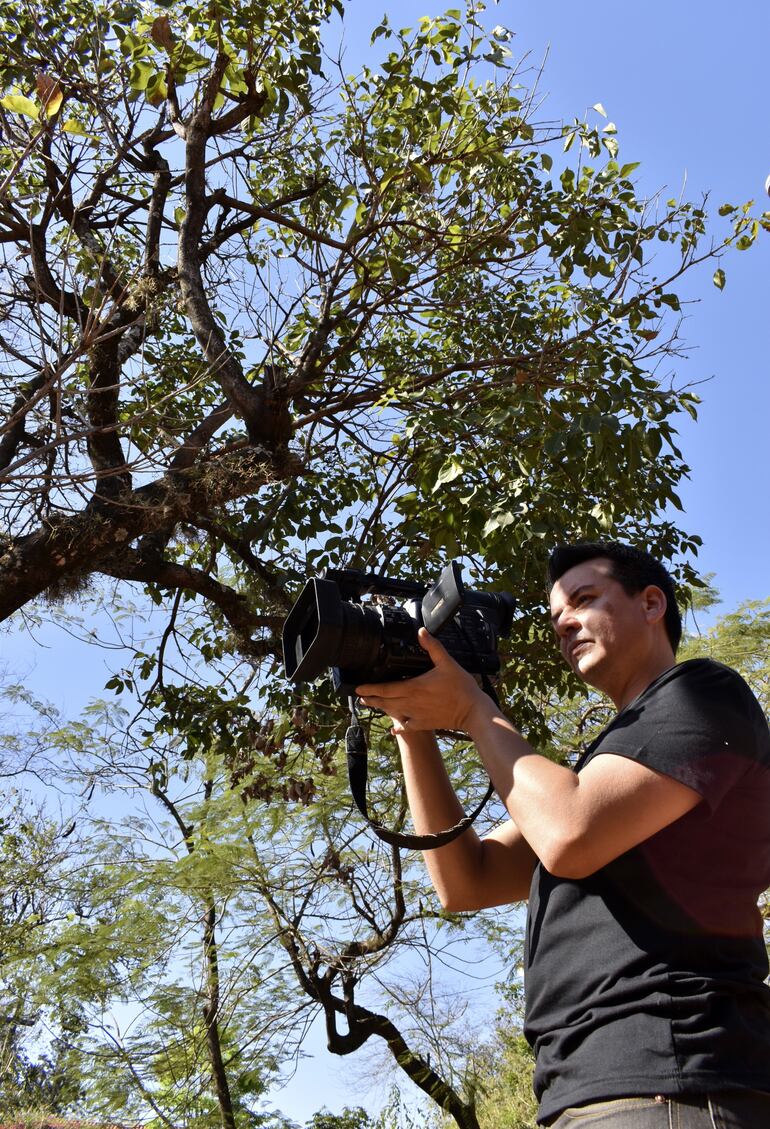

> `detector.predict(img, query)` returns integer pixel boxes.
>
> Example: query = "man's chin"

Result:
[571,644,593,671]
[574,649,603,683]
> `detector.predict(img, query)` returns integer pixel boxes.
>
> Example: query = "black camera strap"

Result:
[345,686,496,851]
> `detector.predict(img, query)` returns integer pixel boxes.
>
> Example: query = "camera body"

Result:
[282,561,515,698]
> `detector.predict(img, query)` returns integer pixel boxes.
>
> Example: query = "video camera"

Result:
[282,561,515,698]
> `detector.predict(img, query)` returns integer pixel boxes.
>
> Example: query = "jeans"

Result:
[544,1091,770,1128]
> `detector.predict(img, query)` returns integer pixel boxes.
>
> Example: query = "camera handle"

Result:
[345,679,497,851]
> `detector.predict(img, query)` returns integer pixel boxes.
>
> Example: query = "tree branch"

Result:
[206,190,347,253]
[0,371,49,471]
[319,987,480,1129]
[28,221,86,322]
[169,399,234,471]
[85,334,132,502]
[96,550,281,658]
[188,516,293,614]
[177,105,280,443]
[0,447,301,620]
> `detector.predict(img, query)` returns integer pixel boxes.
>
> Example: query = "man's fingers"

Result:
[417,627,450,663]
[356,683,400,699]
[359,694,407,715]
[357,691,412,724]
[417,627,458,668]
[357,633,452,698]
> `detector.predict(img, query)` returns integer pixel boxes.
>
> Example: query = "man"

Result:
[357,542,770,1127]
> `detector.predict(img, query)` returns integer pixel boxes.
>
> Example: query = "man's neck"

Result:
[611,649,677,711]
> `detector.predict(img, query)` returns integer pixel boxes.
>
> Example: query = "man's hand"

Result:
[356,628,497,734]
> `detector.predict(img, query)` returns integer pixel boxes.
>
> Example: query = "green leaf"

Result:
[129,59,155,92]
[389,256,411,285]
[433,458,464,490]
[593,102,607,117]
[62,119,89,136]
[482,512,515,537]
[410,161,433,190]
[380,168,403,195]
[259,74,276,104]
[0,94,39,120]
[713,268,726,290]
[643,429,662,458]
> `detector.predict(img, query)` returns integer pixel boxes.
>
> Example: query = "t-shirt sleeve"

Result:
[590,661,765,811]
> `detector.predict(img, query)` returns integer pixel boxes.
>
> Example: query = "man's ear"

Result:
[641,584,667,625]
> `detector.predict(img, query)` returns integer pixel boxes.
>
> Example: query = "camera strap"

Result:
[345,689,496,851]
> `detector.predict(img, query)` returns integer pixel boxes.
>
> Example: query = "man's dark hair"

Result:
[547,541,682,652]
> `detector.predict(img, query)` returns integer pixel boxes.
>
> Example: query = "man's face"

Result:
[548,557,654,693]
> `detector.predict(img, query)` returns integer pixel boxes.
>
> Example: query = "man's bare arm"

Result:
[395,728,537,910]
[463,703,702,879]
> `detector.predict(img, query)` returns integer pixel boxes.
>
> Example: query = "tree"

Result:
[0,788,86,1117]
[6,684,496,1128]
[0,0,733,638]
[1,0,764,1124]
[470,1031,537,1129]
[679,591,770,709]
[304,1108,373,1129]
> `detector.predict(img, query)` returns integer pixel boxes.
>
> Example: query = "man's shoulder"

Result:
[644,656,754,700]
[638,656,770,752]
[595,656,765,742]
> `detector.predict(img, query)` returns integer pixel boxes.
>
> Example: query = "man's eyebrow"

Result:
[550,583,594,624]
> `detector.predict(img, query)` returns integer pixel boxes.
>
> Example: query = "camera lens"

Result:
[336,602,384,673]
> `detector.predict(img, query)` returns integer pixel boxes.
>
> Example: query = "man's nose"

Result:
[554,611,579,640]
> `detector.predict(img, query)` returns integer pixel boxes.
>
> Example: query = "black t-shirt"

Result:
[523,659,770,1125]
